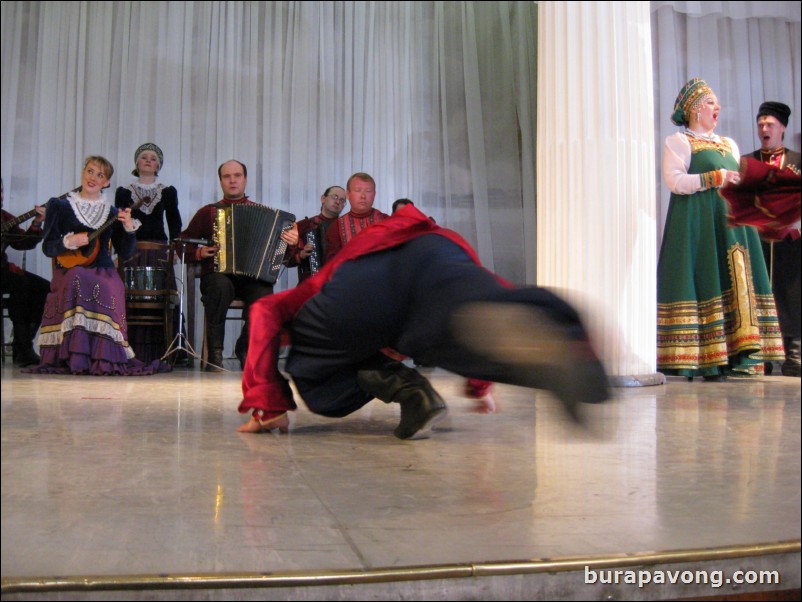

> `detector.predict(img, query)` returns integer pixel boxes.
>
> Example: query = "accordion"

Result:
[213,203,296,284]
[305,228,321,275]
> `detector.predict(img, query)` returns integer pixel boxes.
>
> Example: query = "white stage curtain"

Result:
[1,1,537,288]
[651,1,802,243]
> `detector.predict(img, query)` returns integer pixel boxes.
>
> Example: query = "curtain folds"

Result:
[5,2,798,288]
[1,1,537,287]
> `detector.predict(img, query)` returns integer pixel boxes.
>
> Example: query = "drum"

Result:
[124,266,168,301]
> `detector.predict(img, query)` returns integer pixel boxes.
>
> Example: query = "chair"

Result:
[120,241,177,362]
[185,263,245,370]
[3,249,30,363]
[201,298,245,370]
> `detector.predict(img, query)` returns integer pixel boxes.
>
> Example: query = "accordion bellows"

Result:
[213,203,296,284]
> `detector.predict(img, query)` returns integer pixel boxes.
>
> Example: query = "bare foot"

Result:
[470,394,498,414]
[236,413,290,434]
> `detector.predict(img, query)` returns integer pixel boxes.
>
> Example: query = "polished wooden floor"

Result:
[1,361,800,600]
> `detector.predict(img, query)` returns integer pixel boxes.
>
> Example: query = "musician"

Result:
[115,143,183,362]
[391,198,414,214]
[238,204,608,437]
[180,160,298,371]
[749,102,801,377]
[115,143,182,246]
[323,172,389,263]
[1,178,49,366]
[286,185,345,284]
[24,156,168,375]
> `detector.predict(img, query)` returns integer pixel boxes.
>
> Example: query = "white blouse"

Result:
[662,131,740,195]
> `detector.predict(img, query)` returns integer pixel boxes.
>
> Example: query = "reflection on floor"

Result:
[1,364,799,600]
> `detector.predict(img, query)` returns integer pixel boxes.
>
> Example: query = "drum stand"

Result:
[161,239,203,365]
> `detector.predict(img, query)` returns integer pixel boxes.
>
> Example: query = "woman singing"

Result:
[657,79,784,380]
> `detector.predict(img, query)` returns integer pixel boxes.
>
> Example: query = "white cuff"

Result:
[62,232,80,250]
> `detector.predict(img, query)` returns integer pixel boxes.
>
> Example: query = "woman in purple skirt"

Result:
[25,156,169,375]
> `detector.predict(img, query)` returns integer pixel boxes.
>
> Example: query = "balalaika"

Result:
[212,203,296,284]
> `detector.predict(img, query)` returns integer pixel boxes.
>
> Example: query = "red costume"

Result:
[720,156,801,241]
[240,205,496,421]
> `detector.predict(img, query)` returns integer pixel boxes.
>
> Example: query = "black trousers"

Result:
[285,234,585,417]
[1,267,50,353]
[200,272,273,354]
[763,237,801,340]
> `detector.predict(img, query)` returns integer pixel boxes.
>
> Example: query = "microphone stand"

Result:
[161,239,204,365]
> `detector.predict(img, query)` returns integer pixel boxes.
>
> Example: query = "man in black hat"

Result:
[749,101,801,377]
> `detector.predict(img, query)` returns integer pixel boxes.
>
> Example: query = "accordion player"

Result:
[212,203,296,284]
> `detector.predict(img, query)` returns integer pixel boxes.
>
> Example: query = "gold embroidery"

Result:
[687,135,732,157]
[657,279,785,369]
[727,243,757,331]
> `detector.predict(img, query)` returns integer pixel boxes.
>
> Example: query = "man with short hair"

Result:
[749,102,801,377]
[181,160,298,371]
[323,172,389,262]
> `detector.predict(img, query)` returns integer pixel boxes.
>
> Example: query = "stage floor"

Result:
[1,362,800,599]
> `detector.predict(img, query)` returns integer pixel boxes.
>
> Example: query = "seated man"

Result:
[323,172,389,263]
[238,204,609,439]
[391,198,414,214]
[1,178,49,366]
[286,185,345,284]
[181,160,298,371]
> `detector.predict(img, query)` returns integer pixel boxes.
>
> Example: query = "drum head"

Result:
[125,266,168,301]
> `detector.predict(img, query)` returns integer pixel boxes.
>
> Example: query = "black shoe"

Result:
[204,349,225,372]
[781,361,801,377]
[450,302,609,423]
[703,374,727,382]
[14,350,40,368]
[357,360,448,439]
[394,389,448,440]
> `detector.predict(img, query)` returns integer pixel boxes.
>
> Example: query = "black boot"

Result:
[781,338,801,377]
[357,360,447,440]
[12,322,40,367]
[205,323,225,372]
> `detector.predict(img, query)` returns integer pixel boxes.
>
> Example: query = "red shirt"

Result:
[323,207,389,263]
